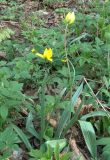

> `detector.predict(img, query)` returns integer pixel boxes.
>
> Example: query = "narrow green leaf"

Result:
[71,83,83,110]
[60,152,73,160]
[55,83,83,138]
[54,143,60,160]
[97,138,110,160]
[102,150,110,160]
[81,111,108,120]
[11,124,32,151]
[26,112,40,140]
[97,137,110,145]
[39,75,48,143]
[103,145,110,152]
[63,103,83,136]
[79,120,97,159]
[55,108,70,138]
[46,144,53,159]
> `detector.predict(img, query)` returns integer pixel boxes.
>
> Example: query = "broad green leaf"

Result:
[0,28,14,42]
[0,126,20,154]
[0,106,8,120]
[45,95,55,105]
[45,139,66,151]
[29,149,43,159]
[79,120,97,159]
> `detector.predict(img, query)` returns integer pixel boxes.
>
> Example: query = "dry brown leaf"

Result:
[74,97,82,111]
[0,52,6,59]
[69,138,87,160]
[47,114,57,128]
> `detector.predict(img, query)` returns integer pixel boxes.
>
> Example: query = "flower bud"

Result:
[65,12,75,24]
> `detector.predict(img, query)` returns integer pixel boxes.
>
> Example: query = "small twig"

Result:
[84,77,110,118]
[86,78,102,84]
[69,138,87,160]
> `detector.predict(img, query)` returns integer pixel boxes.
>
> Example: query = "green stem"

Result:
[64,24,72,96]
[40,73,48,144]
[68,59,75,84]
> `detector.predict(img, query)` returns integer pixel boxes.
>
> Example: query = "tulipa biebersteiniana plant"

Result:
[1,1,110,159]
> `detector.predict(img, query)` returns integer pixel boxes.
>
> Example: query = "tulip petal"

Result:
[36,53,45,59]
[31,48,36,53]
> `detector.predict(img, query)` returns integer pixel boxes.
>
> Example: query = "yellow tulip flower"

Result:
[65,12,75,24]
[36,48,53,62]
